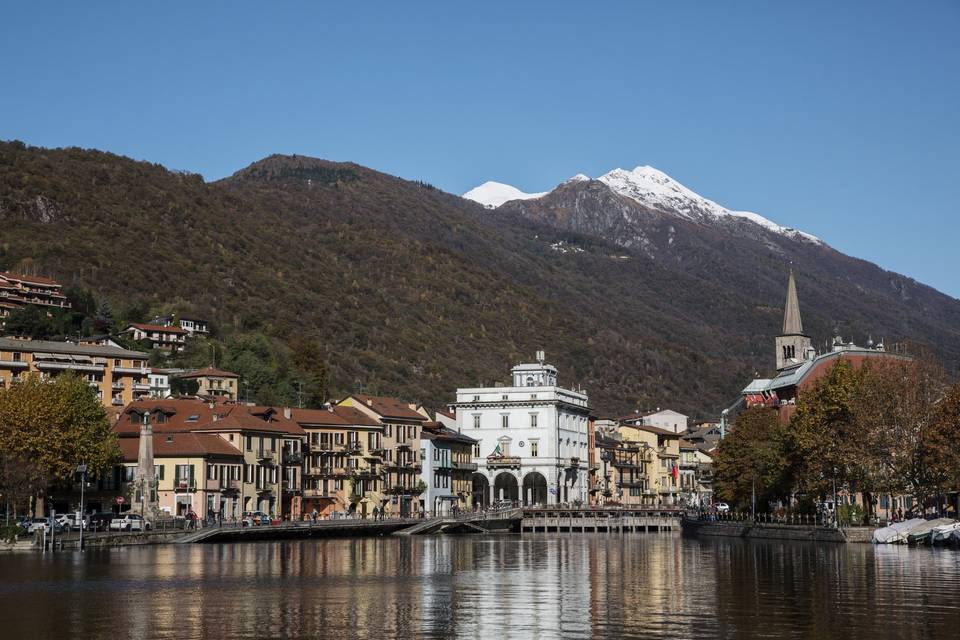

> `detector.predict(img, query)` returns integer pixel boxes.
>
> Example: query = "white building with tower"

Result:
[453,352,591,506]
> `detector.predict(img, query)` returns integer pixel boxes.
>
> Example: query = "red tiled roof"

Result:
[114,399,305,436]
[127,323,188,334]
[118,432,243,461]
[347,394,425,421]
[292,405,380,427]
[436,408,455,420]
[180,366,239,379]
[0,272,62,286]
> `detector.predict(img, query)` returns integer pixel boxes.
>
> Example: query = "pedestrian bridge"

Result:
[393,508,523,536]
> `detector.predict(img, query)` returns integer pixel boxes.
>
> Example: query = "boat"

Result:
[872,518,925,544]
[906,518,954,545]
[931,521,960,544]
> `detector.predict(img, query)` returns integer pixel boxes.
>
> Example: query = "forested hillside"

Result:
[2,141,957,417]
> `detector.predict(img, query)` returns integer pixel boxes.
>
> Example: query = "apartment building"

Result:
[420,421,478,515]
[179,366,239,400]
[0,337,150,407]
[122,323,188,352]
[292,405,384,518]
[338,394,424,517]
[151,315,210,337]
[116,399,306,519]
[618,423,681,506]
[118,432,245,518]
[0,271,71,319]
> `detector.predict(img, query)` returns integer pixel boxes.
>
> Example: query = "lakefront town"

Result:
[2,267,960,548]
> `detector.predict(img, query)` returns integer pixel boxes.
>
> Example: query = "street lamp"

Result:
[76,464,87,552]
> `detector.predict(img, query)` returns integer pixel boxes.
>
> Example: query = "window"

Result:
[530,441,539,457]
[156,465,165,480]
[530,413,538,428]
[501,414,509,429]
[473,395,480,402]
[113,359,120,367]
[246,436,252,451]
[434,448,440,461]
[502,394,508,401]
[474,443,481,457]
[473,414,481,429]
[12,352,21,362]
[154,412,166,424]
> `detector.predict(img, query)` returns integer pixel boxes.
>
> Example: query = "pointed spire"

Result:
[782,269,803,335]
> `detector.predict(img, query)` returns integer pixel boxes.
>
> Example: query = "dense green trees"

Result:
[715,357,960,516]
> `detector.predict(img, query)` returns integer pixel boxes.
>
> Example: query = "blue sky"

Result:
[3,2,958,297]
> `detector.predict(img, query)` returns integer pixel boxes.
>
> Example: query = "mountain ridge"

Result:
[2,141,958,418]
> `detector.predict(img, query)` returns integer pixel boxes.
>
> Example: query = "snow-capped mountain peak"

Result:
[462,181,547,209]
[597,166,820,243]
[463,165,820,244]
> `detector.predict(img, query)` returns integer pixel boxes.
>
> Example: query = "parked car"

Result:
[88,512,116,532]
[27,518,66,534]
[715,503,730,513]
[109,513,152,532]
[57,513,87,531]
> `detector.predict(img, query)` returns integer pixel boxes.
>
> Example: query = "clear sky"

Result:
[3,2,958,297]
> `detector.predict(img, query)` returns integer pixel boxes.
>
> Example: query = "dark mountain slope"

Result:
[1,141,957,418]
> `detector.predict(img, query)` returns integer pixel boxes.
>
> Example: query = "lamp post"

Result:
[76,464,87,551]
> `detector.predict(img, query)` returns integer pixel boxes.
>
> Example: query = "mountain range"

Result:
[1,140,958,418]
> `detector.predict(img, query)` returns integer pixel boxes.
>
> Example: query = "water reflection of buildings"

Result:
[19,537,960,639]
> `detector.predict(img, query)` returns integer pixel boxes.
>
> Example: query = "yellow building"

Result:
[119,432,244,518]
[117,399,307,519]
[291,405,385,518]
[618,424,681,506]
[0,337,150,407]
[179,366,239,401]
[339,394,424,517]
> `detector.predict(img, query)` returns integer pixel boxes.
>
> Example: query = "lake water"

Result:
[1,533,958,639]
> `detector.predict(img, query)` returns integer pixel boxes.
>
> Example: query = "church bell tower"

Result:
[775,269,812,370]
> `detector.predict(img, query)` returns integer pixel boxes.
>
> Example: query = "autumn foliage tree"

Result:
[714,407,789,508]
[0,373,119,513]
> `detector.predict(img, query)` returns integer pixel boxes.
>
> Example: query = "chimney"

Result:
[366,399,372,407]
[283,407,291,420]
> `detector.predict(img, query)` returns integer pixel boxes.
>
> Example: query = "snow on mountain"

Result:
[597,166,821,244]
[462,181,548,208]
[464,166,820,244]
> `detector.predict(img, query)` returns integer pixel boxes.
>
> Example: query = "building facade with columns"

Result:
[453,353,591,506]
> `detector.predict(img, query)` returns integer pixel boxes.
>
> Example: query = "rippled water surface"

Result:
[1,534,959,639]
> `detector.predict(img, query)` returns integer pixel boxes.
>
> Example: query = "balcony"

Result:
[340,442,363,454]
[35,361,104,372]
[0,359,29,369]
[395,441,412,450]
[453,461,479,472]
[174,479,197,492]
[282,451,304,465]
[486,456,521,469]
[111,381,125,390]
[113,366,150,375]
[132,383,150,392]
[569,457,580,468]
[282,479,301,493]
[306,466,333,477]
[387,485,422,496]
[365,448,386,458]
[220,478,241,492]
[256,449,276,463]
[304,489,338,498]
